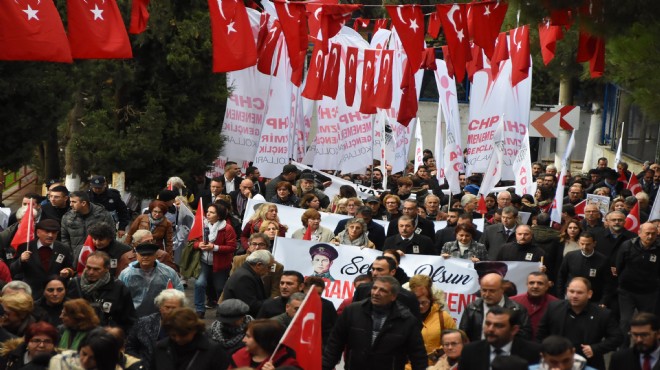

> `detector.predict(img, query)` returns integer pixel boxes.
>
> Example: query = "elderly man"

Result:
[118,243,183,317]
[496,191,513,209]
[581,203,605,233]
[117,230,176,274]
[223,249,273,317]
[459,272,532,341]
[383,216,436,255]
[298,172,330,209]
[60,190,115,261]
[10,219,74,299]
[67,251,135,332]
[480,206,519,260]
[323,276,428,370]
[511,272,558,338]
[257,270,305,318]
[229,178,254,221]
[272,292,305,328]
[230,233,283,298]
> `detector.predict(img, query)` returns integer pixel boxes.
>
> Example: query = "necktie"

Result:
[644,354,652,370]
[504,229,510,238]
[493,347,503,356]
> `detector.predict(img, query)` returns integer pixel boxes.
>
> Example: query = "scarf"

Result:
[148,214,164,232]
[80,271,111,296]
[210,315,253,349]
[59,329,87,350]
[205,219,226,243]
[337,229,370,247]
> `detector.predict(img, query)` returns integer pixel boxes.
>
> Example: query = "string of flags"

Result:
[0,0,605,80]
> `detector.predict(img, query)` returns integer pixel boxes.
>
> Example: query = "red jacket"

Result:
[230,346,299,369]
[193,224,237,272]
[510,292,558,339]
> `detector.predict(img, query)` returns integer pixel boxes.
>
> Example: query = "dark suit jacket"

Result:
[352,282,421,321]
[610,347,660,370]
[334,219,386,250]
[457,337,542,369]
[480,223,517,260]
[536,300,623,370]
[228,190,252,220]
[386,216,435,241]
[223,263,268,317]
[459,296,533,342]
[9,240,73,299]
[383,234,436,255]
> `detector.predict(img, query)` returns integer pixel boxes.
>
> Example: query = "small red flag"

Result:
[441,45,455,79]
[302,224,313,241]
[477,194,488,215]
[427,11,441,39]
[188,199,205,241]
[396,61,418,127]
[436,3,471,82]
[208,0,257,72]
[344,46,359,107]
[373,19,388,34]
[319,4,361,50]
[0,0,72,62]
[274,0,308,86]
[466,42,484,82]
[321,43,341,99]
[489,31,509,77]
[509,25,530,87]
[353,17,369,31]
[302,42,326,100]
[574,199,587,219]
[373,49,393,109]
[257,20,282,75]
[386,5,425,73]
[277,289,322,370]
[468,0,507,60]
[625,202,640,233]
[359,49,377,114]
[77,235,96,275]
[627,174,643,195]
[67,0,133,59]
[11,202,35,250]
[129,0,150,34]
[538,21,564,65]
[420,47,437,70]
[166,279,174,289]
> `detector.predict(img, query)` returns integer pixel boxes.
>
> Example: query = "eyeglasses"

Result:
[29,339,54,345]
[249,242,268,247]
[630,332,653,338]
[46,287,65,293]
[442,342,461,347]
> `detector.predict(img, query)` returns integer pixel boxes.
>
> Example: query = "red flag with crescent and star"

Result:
[0,0,72,62]
[208,0,257,72]
[10,202,35,250]
[359,48,377,114]
[509,25,530,87]
[277,288,322,370]
[301,42,325,100]
[67,0,133,59]
[625,202,640,233]
[436,3,471,82]
[385,5,424,73]
[344,46,358,107]
[468,0,507,60]
[321,42,342,99]
[76,235,96,275]
[274,0,308,86]
[188,199,204,241]
[373,49,393,109]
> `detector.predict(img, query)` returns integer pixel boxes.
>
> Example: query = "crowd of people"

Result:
[0,154,657,370]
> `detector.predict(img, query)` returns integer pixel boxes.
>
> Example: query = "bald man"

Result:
[459,273,532,342]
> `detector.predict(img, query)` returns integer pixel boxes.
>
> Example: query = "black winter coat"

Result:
[151,333,230,370]
[458,296,533,342]
[67,276,136,333]
[223,263,267,317]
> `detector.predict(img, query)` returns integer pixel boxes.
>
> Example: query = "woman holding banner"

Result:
[292,209,334,243]
[331,218,374,249]
[240,204,287,250]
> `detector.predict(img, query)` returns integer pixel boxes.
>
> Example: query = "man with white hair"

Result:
[223,249,273,317]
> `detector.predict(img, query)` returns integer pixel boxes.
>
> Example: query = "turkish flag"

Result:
[550,8,572,28]
[275,0,308,86]
[129,0,150,34]
[466,42,483,82]
[305,0,337,41]
[477,194,487,215]
[441,45,455,78]
[319,4,361,50]
[188,199,205,241]
[359,49,377,114]
[386,5,425,72]
[302,43,325,101]
[374,19,388,34]
[574,199,587,219]
[627,173,643,195]
[420,47,437,70]
[208,0,257,72]
[76,235,96,275]
[353,17,369,31]
[321,43,341,99]
[279,289,322,370]
[373,49,393,109]
[256,12,270,52]
[0,0,72,62]
[468,0,507,60]
[257,20,282,75]
[490,31,509,77]
[396,61,418,127]
[10,202,35,250]
[538,21,564,65]
[437,3,471,82]
[68,0,132,59]
[589,36,605,78]
[427,11,441,39]
[344,46,358,107]
[509,25,530,87]
[625,202,640,233]
[618,171,628,185]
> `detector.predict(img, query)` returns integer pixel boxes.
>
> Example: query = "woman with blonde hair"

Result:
[406,274,455,368]
[0,292,36,337]
[240,203,287,250]
[58,299,100,350]
[344,197,363,217]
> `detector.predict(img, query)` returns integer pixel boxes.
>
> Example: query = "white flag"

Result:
[434,59,463,194]
[479,119,505,195]
[550,130,576,224]
[614,122,624,170]
[512,130,534,196]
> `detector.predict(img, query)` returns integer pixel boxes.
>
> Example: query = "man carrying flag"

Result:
[323,276,428,370]
[10,219,74,299]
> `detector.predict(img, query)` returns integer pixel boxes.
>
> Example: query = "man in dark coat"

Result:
[10,219,74,299]
[480,206,519,260]
[496,225,546,263]
[222,249,272,317]
[264,164,298,201]
[86,222,132,277]
[458,306,542,369]
[386,199,435,241]
[323,276,427,370]
[537,277,623,370]
[67,251,136,333]
[87,175,130,237]
[610,312,660,370]
[40,185,70,225]
[383,216,436,255]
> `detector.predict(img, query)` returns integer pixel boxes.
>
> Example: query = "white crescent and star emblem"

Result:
[409,18,419,32]
[22,4,39,20]
[314,7,321,20]
[90,4,104,20]
[447,5,465,43]
[382,53,390,83]
[363,60,372,91]
[227,21,236,34]
[314,50,323,77]
[396,5,407,25]
[483,4,491,16]
[348,54,355,83]
[329,47,338,77]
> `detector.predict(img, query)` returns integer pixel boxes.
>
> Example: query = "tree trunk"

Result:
[43,127,61,182]
[555,75,574,168]
[64,90,83,191]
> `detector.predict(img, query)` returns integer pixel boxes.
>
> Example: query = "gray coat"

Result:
[60,202,115,259]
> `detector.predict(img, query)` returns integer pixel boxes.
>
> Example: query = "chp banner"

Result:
[273,238,541,321]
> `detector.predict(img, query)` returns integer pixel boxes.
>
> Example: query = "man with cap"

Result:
[366,196,387,220]
[87,175,130,237]
[41,185,70,225]
[61,190,116,262]
[333,206,386,249]
[118,242,183,317]
[10,219,74,299]
[210,299,253,355]
[310,243,338,281]
[265,164,299,201]
[459,263,532,342]
[297,172,330,209]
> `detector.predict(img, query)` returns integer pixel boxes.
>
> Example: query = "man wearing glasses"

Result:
[611,312,660,370]
[228,233,283,298]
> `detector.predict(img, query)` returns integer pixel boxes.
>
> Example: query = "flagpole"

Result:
[268,288,315,362]
[27,201,32,251]
[370,113,376,186]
